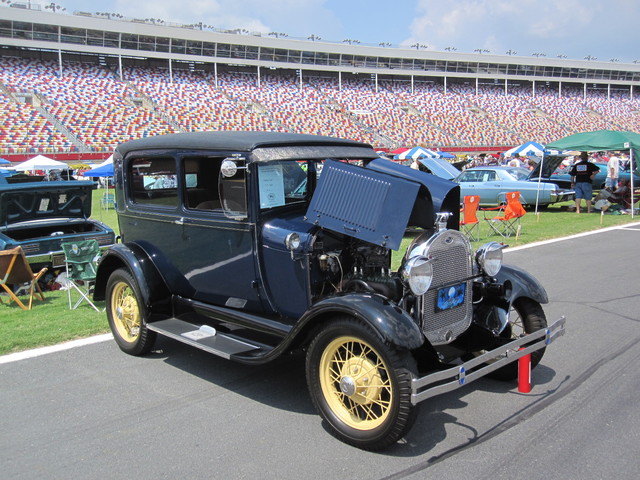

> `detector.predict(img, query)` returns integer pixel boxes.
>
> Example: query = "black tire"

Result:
[488,297,548,381]
[106,268,156,356]
[305,317,418,451]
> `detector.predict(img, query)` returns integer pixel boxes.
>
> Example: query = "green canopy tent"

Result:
[546,130,640,217]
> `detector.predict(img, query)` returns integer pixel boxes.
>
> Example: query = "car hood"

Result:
[305,158,460,251]
[418,157,461,180]
[0,180,94,227]
[528,155,567,181]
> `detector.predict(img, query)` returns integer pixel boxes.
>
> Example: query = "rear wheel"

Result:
[488,298,547,381]
[306,317,418,450]
[106,268,156,356]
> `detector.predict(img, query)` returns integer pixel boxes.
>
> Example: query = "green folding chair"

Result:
[61,240,101,312]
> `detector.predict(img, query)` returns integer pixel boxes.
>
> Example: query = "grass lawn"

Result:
[1,191,638,356]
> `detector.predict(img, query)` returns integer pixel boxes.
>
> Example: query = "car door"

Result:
[458,169,500,205]
[122,154,266,313]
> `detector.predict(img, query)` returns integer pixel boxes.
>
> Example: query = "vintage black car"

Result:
[95,131,564,450]
[0,180,115,272]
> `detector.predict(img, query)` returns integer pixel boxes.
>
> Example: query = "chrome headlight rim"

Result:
[402,255,434,296]
[476,241,504,277]
[285,232,301,251]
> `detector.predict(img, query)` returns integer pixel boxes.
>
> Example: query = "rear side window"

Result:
[130,157,178,207]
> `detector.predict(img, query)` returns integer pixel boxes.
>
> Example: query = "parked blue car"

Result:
[94,131,564,450]
[454,165,572,207]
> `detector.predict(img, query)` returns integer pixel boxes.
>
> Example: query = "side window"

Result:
[130,157,178,207]
[485,171,497,181]
[183,156,222,211]
[219,158,248,220]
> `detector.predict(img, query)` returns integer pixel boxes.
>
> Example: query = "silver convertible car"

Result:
[454,165,573,207]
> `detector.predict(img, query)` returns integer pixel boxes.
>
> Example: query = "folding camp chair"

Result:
[61,240,101,312]
[0,247,47,310]
[100,192,115,210]
[460,195,481,241]
[483,191,526,238]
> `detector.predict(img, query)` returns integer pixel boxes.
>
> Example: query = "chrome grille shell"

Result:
[404,230,473,345]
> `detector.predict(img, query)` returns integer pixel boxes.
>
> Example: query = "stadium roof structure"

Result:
[1,4,640,95]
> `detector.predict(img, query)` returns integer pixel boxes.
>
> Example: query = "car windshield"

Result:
[257,158,363,210]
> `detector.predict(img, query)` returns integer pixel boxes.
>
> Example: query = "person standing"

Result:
[569,151,599,213]
[606,153,620,189]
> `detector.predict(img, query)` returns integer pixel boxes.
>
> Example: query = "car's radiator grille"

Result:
[420,230,473,345]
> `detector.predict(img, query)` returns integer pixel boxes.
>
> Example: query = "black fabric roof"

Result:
[116,131,372,157]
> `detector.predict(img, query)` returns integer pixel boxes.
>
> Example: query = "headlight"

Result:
[402,256,433,295]
[285,232,301,251]
[476,242,503,276]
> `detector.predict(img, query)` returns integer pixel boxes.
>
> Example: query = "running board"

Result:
[147,318,261,359]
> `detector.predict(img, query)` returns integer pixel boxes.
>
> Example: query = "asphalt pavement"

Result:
[2,223,639,480]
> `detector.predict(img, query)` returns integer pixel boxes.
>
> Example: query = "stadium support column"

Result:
[444,77,447,94]
[58,49,62,77]
[119,55,123,81]
[475,78,478,95]
[532,80,536,98]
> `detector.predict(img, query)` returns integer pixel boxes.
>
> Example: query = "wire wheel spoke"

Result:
[320,335,394,429]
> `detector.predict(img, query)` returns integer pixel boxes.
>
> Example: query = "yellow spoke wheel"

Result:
[110,281,141,344]
[306,318,417,450]
[319,336,392,430]
[106,268,156,356]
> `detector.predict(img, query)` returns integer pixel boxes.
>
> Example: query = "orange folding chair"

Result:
[460,195,481,241]
[0,247,48,310]
[483,191,526,238]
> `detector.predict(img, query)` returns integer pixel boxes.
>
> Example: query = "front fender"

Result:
[495,264,548,305]
[94,242,170,308]
[299,293,424,350]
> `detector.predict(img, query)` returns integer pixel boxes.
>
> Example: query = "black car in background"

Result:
[0,180,115,272]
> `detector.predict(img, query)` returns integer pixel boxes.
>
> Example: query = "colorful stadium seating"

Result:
[1,55,639,155]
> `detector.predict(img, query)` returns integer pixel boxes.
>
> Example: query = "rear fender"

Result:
[94,243,170,308]
[298,293,424,350]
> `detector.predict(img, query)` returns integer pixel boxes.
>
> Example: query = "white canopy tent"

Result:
[13,155,68,171]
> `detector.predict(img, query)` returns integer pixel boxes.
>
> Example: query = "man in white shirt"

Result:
[607,153,620,189]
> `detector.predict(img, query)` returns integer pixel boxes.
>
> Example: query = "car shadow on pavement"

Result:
[142,335,315,415]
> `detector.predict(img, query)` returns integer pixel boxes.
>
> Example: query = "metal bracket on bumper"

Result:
[411,316,566,405]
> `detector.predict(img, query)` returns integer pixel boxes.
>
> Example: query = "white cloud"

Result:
[403,0,640,61]
[107,0,332,36]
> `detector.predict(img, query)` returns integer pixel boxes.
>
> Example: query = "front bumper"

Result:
[411,316,566,404]
[550,190,575,203]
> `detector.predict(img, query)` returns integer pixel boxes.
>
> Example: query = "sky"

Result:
[34,0,640,63]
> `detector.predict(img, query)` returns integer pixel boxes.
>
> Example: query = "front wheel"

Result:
[106,268,156,356]
[305,318,418,450]
[488,297,548,381]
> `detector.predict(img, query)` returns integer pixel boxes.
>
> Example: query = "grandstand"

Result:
[1,4,640,160]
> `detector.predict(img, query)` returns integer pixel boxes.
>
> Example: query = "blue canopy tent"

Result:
[83,162,113,177]
[0,158,10,165]
[394,146,441,160]
[502,141,546,158]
